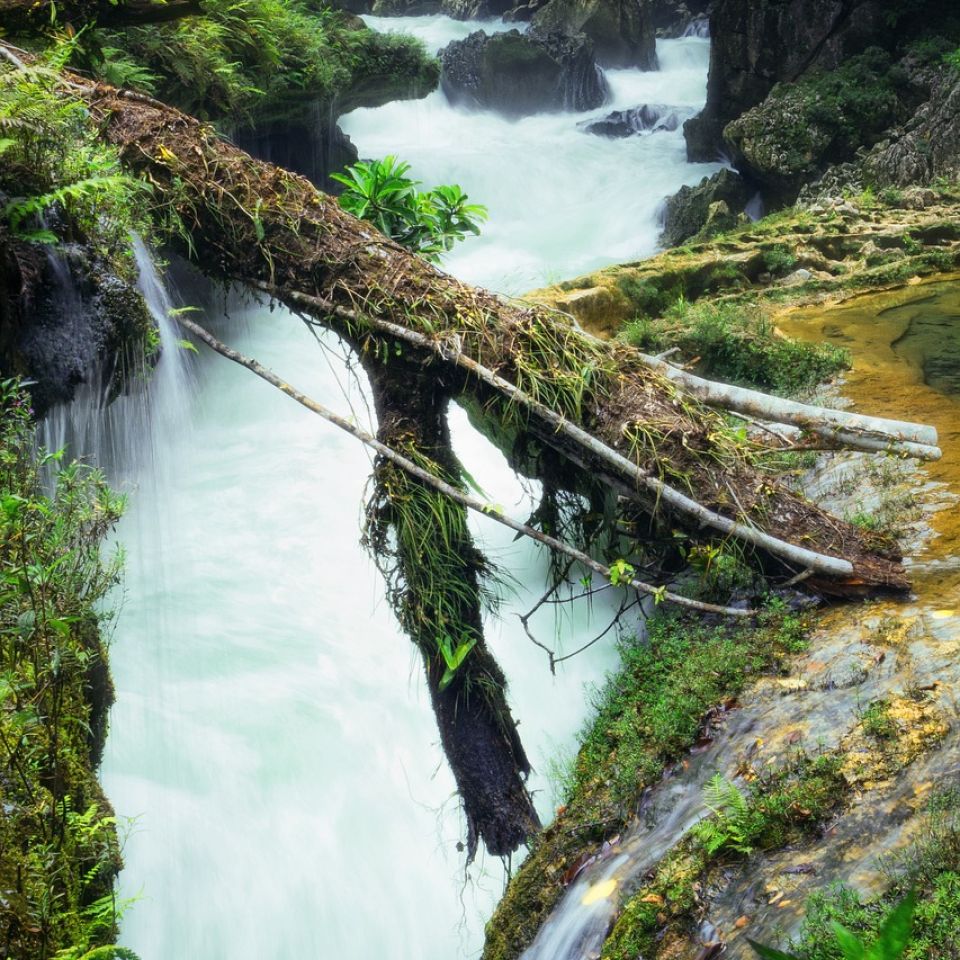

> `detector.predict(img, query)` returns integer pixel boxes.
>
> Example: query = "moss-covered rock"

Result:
[723,48,911,202]
[660,168,753,247]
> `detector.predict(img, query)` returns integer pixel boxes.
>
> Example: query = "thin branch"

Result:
[267,284,857,580]
[175,315,755,619]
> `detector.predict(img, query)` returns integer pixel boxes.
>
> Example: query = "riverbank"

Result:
[3,6,960,958]
[485,265,960,958]
[0,382,126,958]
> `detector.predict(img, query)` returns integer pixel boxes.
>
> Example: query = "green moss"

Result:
[785,792,960,959]
[0,381,128,959]
[80,0,438,125]
[763,244,798,276]
[725,48,906,188]
[620,301,850,395]
[602,752,848,960]
[484,605,810,960]
[860,699,898,741]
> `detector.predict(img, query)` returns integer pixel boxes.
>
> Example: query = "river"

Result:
[76,16,721,960]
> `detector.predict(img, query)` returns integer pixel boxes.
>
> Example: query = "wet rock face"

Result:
[528,0,655,68]
[439,28,610,115]
[660,167,753,246]
[578,102,695,136]
[234,116,359,193]
[649,0,711,38]
[0,240,155,417]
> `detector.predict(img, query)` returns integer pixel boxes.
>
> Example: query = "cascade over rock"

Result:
[528,0,655,69]
[439,28,610,115]
[0,233,155,415]
[578,102,694,137]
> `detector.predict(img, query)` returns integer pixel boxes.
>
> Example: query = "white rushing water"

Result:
[88,254,626,960]
[67,18,721,960]
[345,19,720,293]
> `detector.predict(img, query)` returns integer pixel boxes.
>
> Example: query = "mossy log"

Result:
[64,74,914,594]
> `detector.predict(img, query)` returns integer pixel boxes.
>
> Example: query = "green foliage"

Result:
[696,775,754,855]
[621,300,849,395]
[332,156,487,260]
[570,606,809,806]
[763,244,798,276]
[750,893,917,960]
[88,0,437,123]
[695,754,846,860]
[0,42,149,256]
[0,380,135,960]
[861,699,898,740]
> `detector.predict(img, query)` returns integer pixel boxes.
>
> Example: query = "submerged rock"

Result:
[439,28,610,115]
[528,0,656,68]
[578,102,694,137]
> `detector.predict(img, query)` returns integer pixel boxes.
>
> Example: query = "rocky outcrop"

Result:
[0,234,156,417]
[682,0,946,162]
[722,48,913,202]
[861,68,960,188]
[660,167,752,246]
[648,0,710,37]
[528,0,655,68]
[439,29,609,115]
[579,102,695,136]
[234,115,359,193]
[235,28,439,190]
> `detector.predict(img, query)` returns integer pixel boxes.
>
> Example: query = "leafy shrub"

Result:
[762,245,798,276]
[91,0,437,123]
[0,380,135,959]
[332,156,487,260]
[750,893,916,960]
[0,42,148,254]
[621,300,849,395]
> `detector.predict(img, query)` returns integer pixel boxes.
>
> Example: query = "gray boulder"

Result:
[529,0,655,68]
[660,167,752,247]
[439,29,610,116]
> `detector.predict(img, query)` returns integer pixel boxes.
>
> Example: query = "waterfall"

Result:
[72,20,721,960]
[41,236,193,479]
[97,271,629,958]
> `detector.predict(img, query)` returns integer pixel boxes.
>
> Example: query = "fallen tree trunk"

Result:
[64,69,912,593]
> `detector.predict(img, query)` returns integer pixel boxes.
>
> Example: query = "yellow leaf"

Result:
[581,879,617,906]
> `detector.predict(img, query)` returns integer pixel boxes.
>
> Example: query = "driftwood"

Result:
[177,313,757,618]
[640,354,942,460]
[271,286,857,579]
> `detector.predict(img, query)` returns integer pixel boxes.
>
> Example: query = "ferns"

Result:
[695,774,755,856]
[0,41,150,253]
